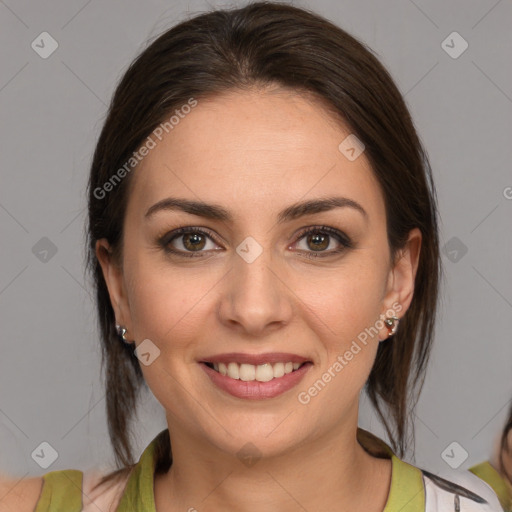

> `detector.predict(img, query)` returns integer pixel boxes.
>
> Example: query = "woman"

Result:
[470,406,512,510]
[0,2,503,511]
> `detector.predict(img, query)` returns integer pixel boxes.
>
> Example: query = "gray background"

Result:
[1,0,511,480]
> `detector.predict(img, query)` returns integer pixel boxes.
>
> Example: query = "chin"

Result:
[211,411,311,455]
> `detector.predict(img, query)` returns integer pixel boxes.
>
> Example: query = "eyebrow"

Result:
[144,196,368,223]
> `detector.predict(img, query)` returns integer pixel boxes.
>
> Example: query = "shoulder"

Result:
[0,474,44,512]
[1,468,131,512]
[422,467,505,511]
[81,470,131,512]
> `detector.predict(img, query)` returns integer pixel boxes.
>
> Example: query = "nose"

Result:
[217,241,294,337]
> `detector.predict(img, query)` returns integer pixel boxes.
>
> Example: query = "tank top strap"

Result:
[34,469,83,512]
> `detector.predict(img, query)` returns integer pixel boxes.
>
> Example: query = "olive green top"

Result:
[34,429,427,511]
[470,461,512,511]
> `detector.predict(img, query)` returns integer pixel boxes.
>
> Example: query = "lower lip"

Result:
[200,362,312,400]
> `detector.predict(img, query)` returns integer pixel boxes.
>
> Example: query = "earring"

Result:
[384,316,399,336]
[115,324,130,344]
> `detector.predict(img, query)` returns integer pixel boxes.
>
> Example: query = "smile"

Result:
[205,361,306,382]
[199,353,313,399]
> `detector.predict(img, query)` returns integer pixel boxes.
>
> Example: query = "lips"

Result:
[198,352,312,399]
[199,352,310,366]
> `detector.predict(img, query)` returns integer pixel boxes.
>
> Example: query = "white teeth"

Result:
[273,362,285,378]
[239,363,256,381]
[209,361,305,381]
[255,363,274,382]
[227,362,239,379]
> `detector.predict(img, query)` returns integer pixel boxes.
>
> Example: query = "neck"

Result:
[154,421,391,512]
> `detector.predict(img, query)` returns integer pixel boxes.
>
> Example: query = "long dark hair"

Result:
[86,1,441,486]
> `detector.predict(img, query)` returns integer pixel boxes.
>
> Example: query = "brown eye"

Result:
[182,232,207,251]
[294,226,353,258]
[306,232,329,251]
[159,227,221,257]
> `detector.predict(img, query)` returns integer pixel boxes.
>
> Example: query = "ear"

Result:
[379,228,422,338]
[95,239,132,336]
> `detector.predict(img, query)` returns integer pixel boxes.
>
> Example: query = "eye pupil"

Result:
[308,233,329,251]
[183,233,206,251]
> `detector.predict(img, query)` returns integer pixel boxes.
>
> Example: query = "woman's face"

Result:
[98,87,420,459]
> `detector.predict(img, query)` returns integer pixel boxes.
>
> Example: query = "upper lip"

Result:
[199,352,311,366]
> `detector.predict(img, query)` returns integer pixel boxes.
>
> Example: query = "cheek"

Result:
[123,261,212,408]
[304,261,386,390]
[127,266,211,348]
[309,261,386,343]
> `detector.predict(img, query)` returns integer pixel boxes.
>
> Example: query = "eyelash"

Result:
[158,225,353,260]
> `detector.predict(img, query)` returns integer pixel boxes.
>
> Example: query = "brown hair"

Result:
[86,1,441,486]
[499,404,512,482]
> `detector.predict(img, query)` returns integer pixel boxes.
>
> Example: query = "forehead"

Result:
[128,88,383,221]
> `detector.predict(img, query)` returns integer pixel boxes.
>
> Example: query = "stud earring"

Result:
[384,316,399,336]
[115,324,130,344]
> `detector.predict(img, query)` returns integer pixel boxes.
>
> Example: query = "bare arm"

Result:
[0,475,43,512]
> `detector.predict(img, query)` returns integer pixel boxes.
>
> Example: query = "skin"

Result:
[0,86,421,512]
[491,428,512,492]
[503,432,512,481]
[0,476,43,512]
